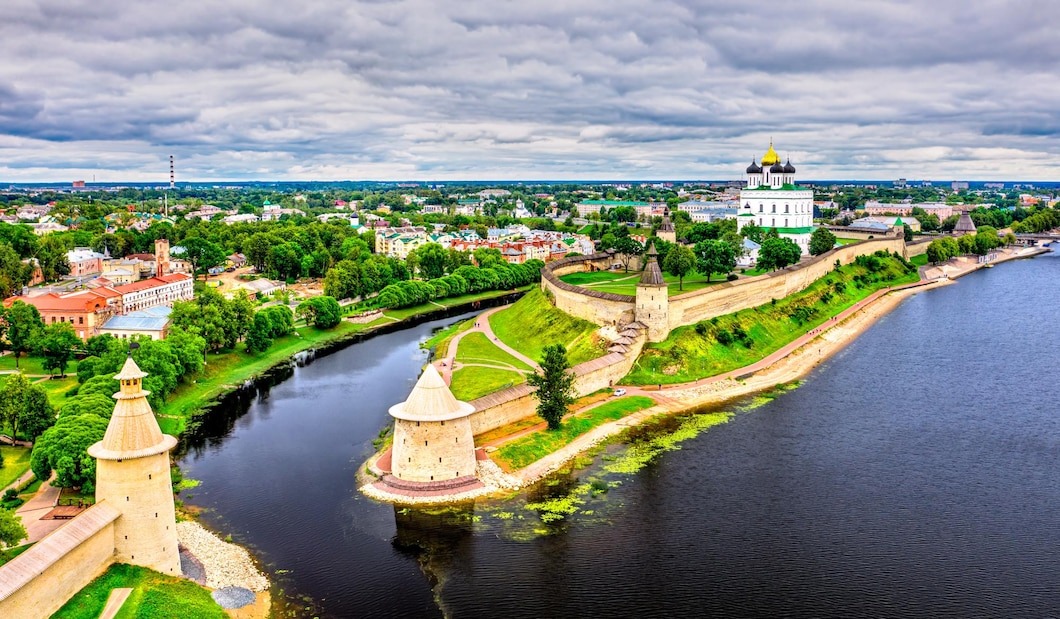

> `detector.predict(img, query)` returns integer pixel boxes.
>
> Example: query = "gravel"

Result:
[179,546,207,585]
[212,586,257,609]
[176,521,269,592]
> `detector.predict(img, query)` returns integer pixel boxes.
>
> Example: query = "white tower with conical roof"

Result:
[389,364,477,483]
[636,241,670,342]
[87,357,181,575]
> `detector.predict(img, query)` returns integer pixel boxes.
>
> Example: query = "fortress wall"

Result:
[541,253,636,326]
[0,503,120,619]
[669,237,904,328]
[906,238,931,256]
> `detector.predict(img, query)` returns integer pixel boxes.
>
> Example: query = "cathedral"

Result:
[737,142,814,254]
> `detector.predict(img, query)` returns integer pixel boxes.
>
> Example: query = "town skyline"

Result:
[0,1,1056,182]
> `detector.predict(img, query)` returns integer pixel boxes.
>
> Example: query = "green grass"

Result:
[489,287,605,366]
[835,237,862,245]
[909,253,929,266]
[625,254,920,385]
[0,543,33,568]
[558,269,724,296]
[34,375,80,407]
[493,395,656,469]
[422,318,474,355]
[455,332,533,371]
[449,365,525,401]
[0,446,32,489]
[52,563,226,619]
[0,355,78,375]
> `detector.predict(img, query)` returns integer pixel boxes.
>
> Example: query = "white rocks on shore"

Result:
[177,521,269,592]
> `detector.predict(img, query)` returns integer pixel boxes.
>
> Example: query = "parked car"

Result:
[613,388,626,397]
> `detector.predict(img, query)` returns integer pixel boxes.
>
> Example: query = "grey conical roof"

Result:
[954,212,977,234]
[639,241,666,287]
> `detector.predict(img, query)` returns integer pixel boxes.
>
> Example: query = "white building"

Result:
[736,142,814,254]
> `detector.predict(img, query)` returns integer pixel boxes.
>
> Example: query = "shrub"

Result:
[732,324,747,340]
[726,273,738,281]
[694,323,708,336]
[715,329,734,345]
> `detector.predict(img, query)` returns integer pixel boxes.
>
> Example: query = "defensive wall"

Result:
[467,329,647,437]
[540,234,907,331]
[0,503,120,619]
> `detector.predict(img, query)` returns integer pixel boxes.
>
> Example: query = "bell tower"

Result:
[88,355,181,575]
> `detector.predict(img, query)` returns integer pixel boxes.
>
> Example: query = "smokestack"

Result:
[169,155,175,189]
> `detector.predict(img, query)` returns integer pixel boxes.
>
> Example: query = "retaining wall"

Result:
[0,503,120,619]
[540,253,635,326]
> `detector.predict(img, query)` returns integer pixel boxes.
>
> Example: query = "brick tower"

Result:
[87,356,181,575]
[154,239,170,277]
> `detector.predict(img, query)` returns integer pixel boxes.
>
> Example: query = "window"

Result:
[771,204,776,213]
[785,204,789,213]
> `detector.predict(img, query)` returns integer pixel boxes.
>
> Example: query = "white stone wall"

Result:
[393,416,476,482]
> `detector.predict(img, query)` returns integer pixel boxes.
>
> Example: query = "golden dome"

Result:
[761,141,781,166]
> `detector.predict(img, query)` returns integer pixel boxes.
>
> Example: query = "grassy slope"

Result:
[0,543,33,568]
[455,332,533,371]
[0,446,32,489]
[559,270,722,296]
[493,395,656,469]
[0,355,78,375]
[421,318,474,356]
[488,287,605,366]
[52,563,226,619]
[449,365,524,401]
[625,255,919,385]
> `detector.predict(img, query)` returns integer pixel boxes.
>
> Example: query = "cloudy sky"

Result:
[0,0,1056,182]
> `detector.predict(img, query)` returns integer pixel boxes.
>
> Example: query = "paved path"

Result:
[1,469,34,495]
[435,306,541,385]
[98,588,134,619]
[15,477,65,543]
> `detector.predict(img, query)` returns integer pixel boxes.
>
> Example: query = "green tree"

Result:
[30,413,109,492]
[0,507,27,549]
[693,239,737,282]
[903,224,914,242]
[58,394,115,419]
[38,322,81,377]
[182,237,226,278]
[415,243,449,279]
[0,244,32,298]
[613,236,643,272]
[526,344,576,431]
[245,313,274,354]
[663,244,696,290]
[4,301,43,369]
[809,227,837,256]
[757,237,802,271]
[741,222,764,243]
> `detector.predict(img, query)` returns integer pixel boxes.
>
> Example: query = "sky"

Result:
[0,0,1057,182]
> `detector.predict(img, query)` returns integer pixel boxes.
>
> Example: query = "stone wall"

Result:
[668,236,904,328]
[540,253,636,326]
[906,238,932,256]
[0,503,120,619]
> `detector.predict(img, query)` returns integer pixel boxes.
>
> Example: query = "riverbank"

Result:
[359,245,1049,504]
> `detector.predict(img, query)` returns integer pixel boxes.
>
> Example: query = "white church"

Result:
[737,142,815,254]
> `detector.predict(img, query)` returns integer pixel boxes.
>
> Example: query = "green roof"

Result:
[769,226,815,234]
[579,200,650,206]
[738,213,755,217]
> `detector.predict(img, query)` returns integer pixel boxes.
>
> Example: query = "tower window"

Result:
[148,474,151,480]
[425,440,428,446]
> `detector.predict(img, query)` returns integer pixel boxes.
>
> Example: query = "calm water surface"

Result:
[181,251,1060,618]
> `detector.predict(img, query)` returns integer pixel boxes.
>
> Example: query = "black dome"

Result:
[783,158,795,173]
[769,162,785,173]
[746,160,761,174]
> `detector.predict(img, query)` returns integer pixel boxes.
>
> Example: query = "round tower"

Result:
[635,241,670,342]
[87,357,181,575]
[154,238,170,277]
[389,364,477,483]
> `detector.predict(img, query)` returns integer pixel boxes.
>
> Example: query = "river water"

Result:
[180,250,1060,618]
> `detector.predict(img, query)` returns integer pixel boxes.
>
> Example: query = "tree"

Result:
[613,236,643,272]
[30,413,109,492]
[38,322,81,377]
[245,312,274,354]
[663,244,696,290]
[180,237,226,278]
[0,244,32,299]
[693,240,737,282]
[809,228,837,256]
[297,296,343,329]
[415,243,449,280]
[757,237,802,271]
[741,222,764,244]
[903,224,914,242]
[0,508,27,549]
[526,344,576,431]
[58,394,115,420]
[4,301,43,369]
[0,372,55,441]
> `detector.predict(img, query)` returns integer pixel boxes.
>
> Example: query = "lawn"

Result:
[488,287,605,366]
[559,269,724,296]
[449,365,525,401]
[52,563,226,619]
[625,253,920,385]
[421,318,474,356]
[909,253,929,266]
[455,332,533,371]
[0,446,32,489]
[0,355,78,375]
[835,237,863,245]
[492,395,656,470]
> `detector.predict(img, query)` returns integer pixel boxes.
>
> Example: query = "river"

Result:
[180,250,1060,618]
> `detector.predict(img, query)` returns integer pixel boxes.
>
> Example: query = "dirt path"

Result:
[435,306,541,385]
